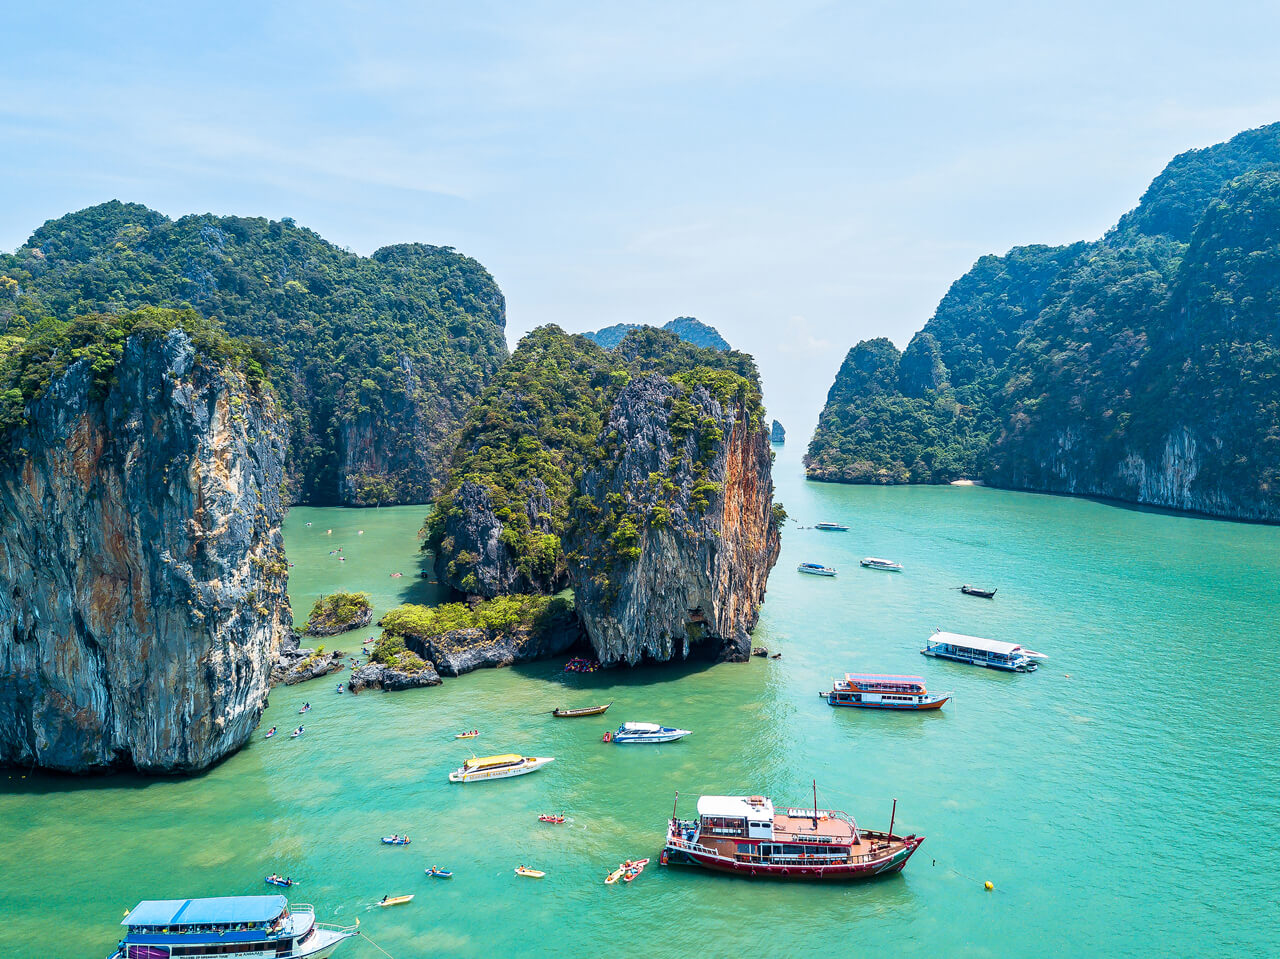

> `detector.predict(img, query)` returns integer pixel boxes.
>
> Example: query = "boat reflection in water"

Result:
[663,793,922,881]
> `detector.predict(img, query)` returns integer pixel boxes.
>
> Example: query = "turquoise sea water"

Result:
[3,444,1279,958]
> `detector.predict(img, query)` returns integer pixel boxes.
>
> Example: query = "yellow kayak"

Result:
[514,867,545,878]
[604,867,625,884]
[378,895,414,907]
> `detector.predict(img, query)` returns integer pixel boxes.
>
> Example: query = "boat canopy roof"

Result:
[123,896,287,927]
[845,673,925,683]
[930,631,1024,655]
[696,795,775,820]
[621,722,663,732]
[464,753,523,769]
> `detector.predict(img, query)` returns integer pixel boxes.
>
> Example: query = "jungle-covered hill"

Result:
[806,122,1280,521]
[0,201,508,504]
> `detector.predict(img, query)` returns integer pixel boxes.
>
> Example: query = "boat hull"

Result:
[553,704,611,717]
[664,836,923,881]
[449,757,554,782]
[826,694,949,710]
[612,731,690,744]
[921,649,1035,672]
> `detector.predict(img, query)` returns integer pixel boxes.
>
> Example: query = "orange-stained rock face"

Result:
[572,375,781,665]
[0,330,292,774]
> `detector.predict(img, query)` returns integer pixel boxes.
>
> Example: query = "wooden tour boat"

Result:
[663,789,922,881]
[824,673,950,710]
[960,585,997,598]
[552,702,612,718]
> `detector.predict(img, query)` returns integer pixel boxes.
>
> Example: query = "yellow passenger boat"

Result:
[448,754,554,783]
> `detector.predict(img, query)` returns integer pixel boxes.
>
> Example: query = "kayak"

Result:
[264,730,276,739]
[378,895,414,907]
[381,837,411,845]
[264,877,294,887]
[514,867,545,878]
[604,867,625,885]
[425,867,453,879]
[538,815,565,824]
[290,731,302,738]
[454,731,479,739]
[623,865,645,883]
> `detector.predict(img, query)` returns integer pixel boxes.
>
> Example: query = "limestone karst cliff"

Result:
[572,375,780,664]
[424,325,781,666]
[0,315,291,772]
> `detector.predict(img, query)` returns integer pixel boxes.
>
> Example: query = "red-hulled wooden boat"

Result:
[663,790,921,881]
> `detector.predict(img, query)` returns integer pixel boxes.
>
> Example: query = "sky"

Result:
[5,1,1280,442]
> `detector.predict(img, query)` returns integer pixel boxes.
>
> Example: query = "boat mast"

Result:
[672,790,679,823]
[812,779,818,828]
[888,798,897,840]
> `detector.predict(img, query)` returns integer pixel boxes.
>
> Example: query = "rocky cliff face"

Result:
[771,419,785,443]
[0,331,291,773]
[571,376,780,664]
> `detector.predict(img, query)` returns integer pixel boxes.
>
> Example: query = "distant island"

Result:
[806,122,1280,522]
[771,419,785,444]
[582,316,730,351]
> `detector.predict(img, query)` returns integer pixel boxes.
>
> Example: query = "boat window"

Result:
[127,948,170,959]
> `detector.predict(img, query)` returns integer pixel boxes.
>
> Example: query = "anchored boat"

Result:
[960,585,997,598]
[824,674,950,710]
[552,702,611,718]
[663,792,922,881]
[109,895,357,959]
[860,557,903,571]
[797,562,838,577]
[608,722,691,744]
[448,753,554,783]
[814,522,850,531]
[921,629,1046,672]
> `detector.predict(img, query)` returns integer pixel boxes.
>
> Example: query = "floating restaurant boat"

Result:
[552,702,611,718]
[109,895,358,959]
[608,722,691,744]
[860,557,903,571]
[663,792,922,881]
[814,522,850,531]
[448,753,554,783]
[824,674,951,710]
[960,585,997,598]
[797,562,838,577]
[921,629,1046,672]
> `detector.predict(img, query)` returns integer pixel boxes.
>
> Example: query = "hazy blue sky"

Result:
[5,1,1280,439]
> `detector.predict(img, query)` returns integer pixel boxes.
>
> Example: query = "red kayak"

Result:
[538,815,566,824]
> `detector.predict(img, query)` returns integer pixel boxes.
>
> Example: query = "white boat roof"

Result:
[696,795,775,819]
[621,722,662,732]
[931,630,1025,655]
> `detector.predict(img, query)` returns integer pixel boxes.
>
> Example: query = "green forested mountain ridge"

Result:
[0,201,508,504]
[583,316,731,350]
[425,324,764,597]
[807,122,1280,521]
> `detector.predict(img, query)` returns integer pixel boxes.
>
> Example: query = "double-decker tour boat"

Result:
[824,673,951,710]
[663,791,922,881]
[448,753,554,782]
[109,895,357,959]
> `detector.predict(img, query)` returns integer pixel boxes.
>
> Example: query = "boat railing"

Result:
[314,918,361,936]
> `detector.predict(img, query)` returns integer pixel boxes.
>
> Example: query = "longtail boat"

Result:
[663,788,922,881]
[552,702,611,718]
[960,585,997,598]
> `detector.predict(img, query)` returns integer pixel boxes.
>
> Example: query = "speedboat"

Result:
[860,557,902,571]
[797,562,838,577]
[110,895,357,959]
[609,722,691,744]
[448,754,554,783]
[814,522,850,531]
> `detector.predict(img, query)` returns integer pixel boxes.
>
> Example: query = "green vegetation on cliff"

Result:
[0,201,507,503]
[304,591,373,636]
[0,306,270,438]
[807,122,1280,518]
[426,324,765,596]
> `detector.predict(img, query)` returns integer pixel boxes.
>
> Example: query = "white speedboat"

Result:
[609,722,691,744]
[860,557,903,571]
[814,522,850,531]
[448,753,554,783]
[797,562,838,576]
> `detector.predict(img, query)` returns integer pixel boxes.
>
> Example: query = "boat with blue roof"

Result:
[110,895,357,959]
[797,562,838,577]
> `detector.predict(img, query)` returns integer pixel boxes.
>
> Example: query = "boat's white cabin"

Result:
[696,795,775,840]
